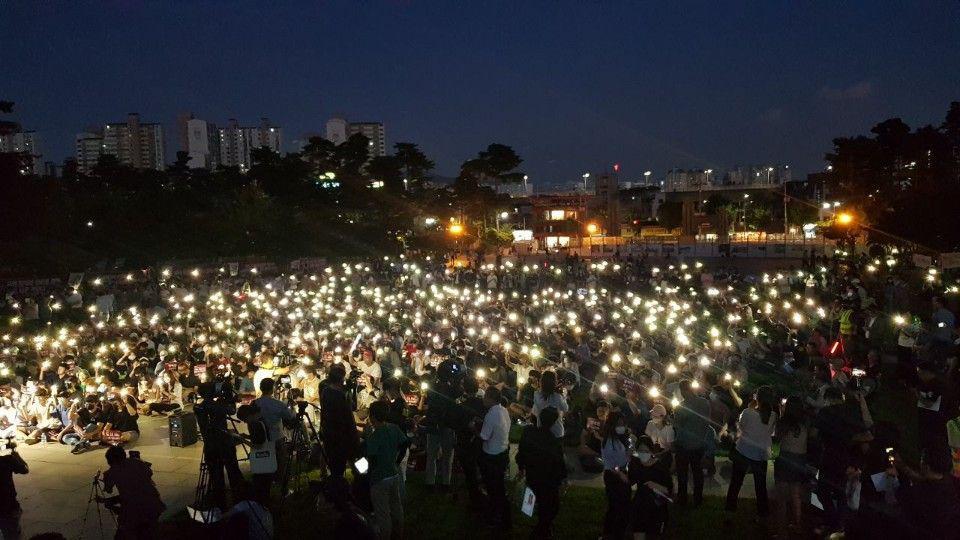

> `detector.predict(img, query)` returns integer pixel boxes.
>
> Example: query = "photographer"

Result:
[195,381,245,509]
[236,404,276,506]
[0,438,28,537]
[321,364,360,480]
[252,378,295,497]
[98,446,165,539]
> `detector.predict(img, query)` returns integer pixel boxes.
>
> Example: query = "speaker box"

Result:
[169,410,199,447]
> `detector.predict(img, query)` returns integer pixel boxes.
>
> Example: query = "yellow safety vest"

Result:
[839,308,854,336]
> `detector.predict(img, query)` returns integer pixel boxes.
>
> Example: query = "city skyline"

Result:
[2,1,959,184]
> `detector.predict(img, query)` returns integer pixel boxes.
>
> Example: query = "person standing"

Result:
[929,296,956,370]
[773,396,809,532]
[0,440,27,539]
[725,386,777,522]
[366,401,410,540]
[479,386,512,531]
[421,366,457,492]
[321,364,360,480]
[253,378,296,495]
[533,371,569,439]
[452,377,486,505]
[516,407,567,539]
[600,411,632,540]
[672,380,713,507]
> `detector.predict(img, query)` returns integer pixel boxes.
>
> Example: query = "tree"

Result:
[479,143,524,187]
[366,155,404,194]
[0,101,12,114]
[393,142,434,191]
[457,143,524,192]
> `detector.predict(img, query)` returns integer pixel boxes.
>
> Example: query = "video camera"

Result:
[0,438,16,457]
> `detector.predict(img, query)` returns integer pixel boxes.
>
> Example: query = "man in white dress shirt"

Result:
[479,386,512,530]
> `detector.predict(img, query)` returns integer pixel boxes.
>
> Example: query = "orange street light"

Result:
[449,223,465,236]
[586,222,599,235]
[836,212,854,225]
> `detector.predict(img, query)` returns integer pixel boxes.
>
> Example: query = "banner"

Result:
[940,252,960,270]
[912,254,932,268]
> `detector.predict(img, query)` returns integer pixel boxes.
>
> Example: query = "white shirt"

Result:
[532,391,569,438]
[644,419,675,450]
[253,368,275,397]
[480,404,511,455]
[735,408,777,461]
[359,361,382,381]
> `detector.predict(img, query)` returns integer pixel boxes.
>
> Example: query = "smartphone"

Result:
[354,457,369,474]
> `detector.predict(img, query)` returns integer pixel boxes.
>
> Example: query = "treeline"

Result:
[824,101,960,250]
[0,102,525,274]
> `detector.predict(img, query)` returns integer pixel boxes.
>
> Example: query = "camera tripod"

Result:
[279,402,325,501]
[78,471,115,540]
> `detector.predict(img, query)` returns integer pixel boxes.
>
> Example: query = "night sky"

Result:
[3,1,958,185]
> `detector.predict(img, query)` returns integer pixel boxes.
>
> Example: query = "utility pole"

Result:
[783,178,788,237]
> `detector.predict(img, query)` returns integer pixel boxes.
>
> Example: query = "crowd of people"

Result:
[0,248,958,539]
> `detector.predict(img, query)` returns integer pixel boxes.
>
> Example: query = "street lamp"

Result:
[449,223,464,236]
[582,172,590,192]
[586,222,599,235]
[699,169,713,211]
[836,212,854,225]
[643,171,652,184]
[496,211,509,229]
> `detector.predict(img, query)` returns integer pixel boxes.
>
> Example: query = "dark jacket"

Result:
[673,394,714,451]
[516,425,567,489]
[321,381,360,458]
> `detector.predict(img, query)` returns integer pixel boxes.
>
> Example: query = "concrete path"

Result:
[12,415,205,539]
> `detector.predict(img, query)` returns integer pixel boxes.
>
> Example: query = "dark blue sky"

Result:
[3,1,958,184]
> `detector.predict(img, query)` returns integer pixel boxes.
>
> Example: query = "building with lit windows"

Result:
[0,122,43,175]
[325,117,386,160]
[75,113,164,173]
[218,117,283,171]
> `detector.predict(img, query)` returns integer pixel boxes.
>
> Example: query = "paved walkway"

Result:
[13,415,205,539]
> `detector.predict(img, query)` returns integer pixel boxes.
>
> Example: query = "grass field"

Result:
[164,472,772,539]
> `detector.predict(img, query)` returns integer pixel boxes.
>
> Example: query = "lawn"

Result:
[164,473,772,539]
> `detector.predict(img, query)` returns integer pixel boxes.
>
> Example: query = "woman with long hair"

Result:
[725,385,777,521]
[600,411,632,539]
[774,395,809,531]
[533,370,569,439]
